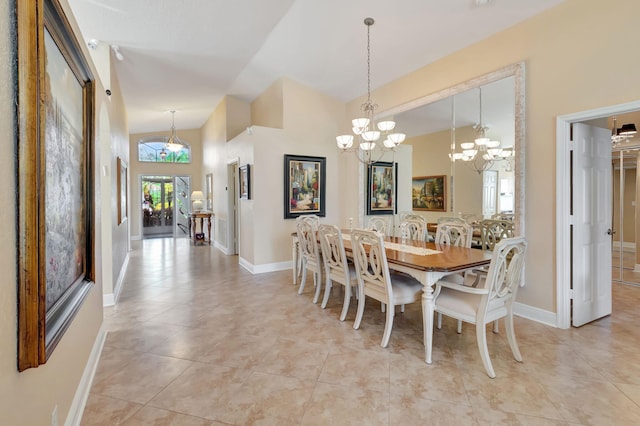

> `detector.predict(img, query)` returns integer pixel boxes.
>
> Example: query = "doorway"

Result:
[141,175,191,238]
[556,100,640,329]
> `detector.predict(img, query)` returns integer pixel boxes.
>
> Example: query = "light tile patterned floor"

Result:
[81,238,640,425]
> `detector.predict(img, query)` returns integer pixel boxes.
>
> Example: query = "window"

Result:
[138,136,191,163]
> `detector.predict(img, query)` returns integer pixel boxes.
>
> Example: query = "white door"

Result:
[572,122,612,326]
[482,170,498,218]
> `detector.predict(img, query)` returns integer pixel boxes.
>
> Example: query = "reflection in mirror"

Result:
[387,63,524,236]
[452,77,515,222]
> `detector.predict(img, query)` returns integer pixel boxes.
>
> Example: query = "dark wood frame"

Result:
[17,0,95,371]
[117,157,128,224]
[412,175,447,212]
[367,162,397,215]
[239,164,251,199]
[284,154,326,219]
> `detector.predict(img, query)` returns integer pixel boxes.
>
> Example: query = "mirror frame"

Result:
[378,62,525,236]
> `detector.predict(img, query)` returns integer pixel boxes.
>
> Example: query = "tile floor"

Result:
[81,238,640,425]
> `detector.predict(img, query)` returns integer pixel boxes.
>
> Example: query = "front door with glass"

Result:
[142,176,174,237]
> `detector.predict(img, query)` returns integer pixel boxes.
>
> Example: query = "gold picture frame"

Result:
[412,175,447,212]
[16,0,95,371]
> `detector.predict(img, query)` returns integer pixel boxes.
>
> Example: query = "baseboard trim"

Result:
[215,240,231,255]
[65,325,107,426]
[513,302,558,327]
[102,252,130,307]
[131,234,141,241]
[239,258,293,275]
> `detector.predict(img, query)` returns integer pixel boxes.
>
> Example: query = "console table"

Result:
[189,212,213,245]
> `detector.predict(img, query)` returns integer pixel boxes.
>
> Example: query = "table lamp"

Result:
[191,190,204,212]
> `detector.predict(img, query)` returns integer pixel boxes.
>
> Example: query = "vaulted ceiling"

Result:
[68,0,567,134]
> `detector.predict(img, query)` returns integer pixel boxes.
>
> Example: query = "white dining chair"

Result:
[293,215,320,285]
[435,221,474,333]
[317,224,358,321]
[435,221,474,248]
[351,229,423,347]
[367,217,389,236]
[399,216,426,241]
[296,219,323,304]
[433,236,527,378]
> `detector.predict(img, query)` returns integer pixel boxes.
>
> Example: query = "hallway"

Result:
[81,238,640,425]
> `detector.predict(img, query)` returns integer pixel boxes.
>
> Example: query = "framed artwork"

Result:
[412,175,447,212]
[284,154,326,219]
[367,162,397,215]
[16,0,95,371]
[117,157,128,224]
[239,164,251,199]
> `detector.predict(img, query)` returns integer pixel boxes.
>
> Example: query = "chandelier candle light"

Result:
[336,18,406,165]
[450,87,513,174]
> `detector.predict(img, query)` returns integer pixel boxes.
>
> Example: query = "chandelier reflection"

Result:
[336,18,406,165]
[450,87,513,173]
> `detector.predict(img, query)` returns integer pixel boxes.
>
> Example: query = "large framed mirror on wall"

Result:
[379,62,525,237]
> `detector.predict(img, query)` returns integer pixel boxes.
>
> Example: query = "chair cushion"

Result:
[390,272,423,299]
[435,287,481,319]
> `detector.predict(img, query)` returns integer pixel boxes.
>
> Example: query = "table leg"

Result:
[421,271,446,364]
[422,286,435,364]
[207,216,212,245]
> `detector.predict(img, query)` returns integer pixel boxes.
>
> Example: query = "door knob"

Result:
[607,229,616,235]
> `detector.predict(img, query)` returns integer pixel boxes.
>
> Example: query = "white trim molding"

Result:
[556,99,640,329]
[65,325,107,426]
[103,251,129,306]
[514,302,557,328]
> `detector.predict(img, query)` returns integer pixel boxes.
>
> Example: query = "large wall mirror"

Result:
[381,62,525,236]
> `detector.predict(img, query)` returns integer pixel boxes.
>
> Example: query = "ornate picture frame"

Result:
[367,162,397,215]
[17,0,95,371]
[412,175,447,212]
[284,154,326,219]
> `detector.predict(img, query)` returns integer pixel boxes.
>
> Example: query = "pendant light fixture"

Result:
[336,18,406,165]
[160,110,184,160]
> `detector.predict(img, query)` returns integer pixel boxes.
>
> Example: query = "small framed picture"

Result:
[239,164,251,199]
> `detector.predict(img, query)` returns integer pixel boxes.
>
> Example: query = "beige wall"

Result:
[128,128,203,238]
[202,78,347,265]
[342,0,640,313]
[251,79,284,129]
[0,0,127,422]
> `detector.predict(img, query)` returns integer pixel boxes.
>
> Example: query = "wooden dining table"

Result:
[342,234,492,364]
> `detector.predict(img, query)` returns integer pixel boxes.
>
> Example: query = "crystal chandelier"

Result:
[450,87,513,174]
[336,18,406,165]
[160,110,184,160]
[611,116,637,147]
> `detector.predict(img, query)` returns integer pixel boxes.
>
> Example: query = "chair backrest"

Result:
[398,211,412,222]
[297,219,320,267]
[491,213,514,221]
[296,214,320,231]
[367,217,388,236]
[477,219,515,251]
[480,236,527,313]
[436,216,466,225]
[351,229,392,301]
[400,216,426,241]
[435,221,474,248]
[318,224,350,281]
